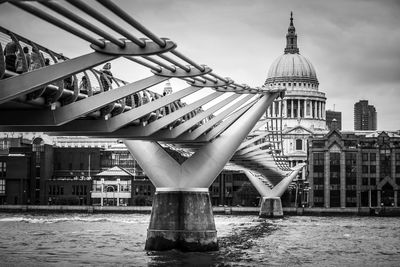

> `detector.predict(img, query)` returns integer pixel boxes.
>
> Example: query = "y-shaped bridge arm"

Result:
[125,93,279,189]
[243,163,306,198]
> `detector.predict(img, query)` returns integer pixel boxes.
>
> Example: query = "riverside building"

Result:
[308,129,400,208]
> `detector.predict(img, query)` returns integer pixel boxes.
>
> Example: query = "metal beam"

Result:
[140,92,223,136]
[0,52,117,104]
[106,86,202,131]
[182,94,254,140]
[237,132,270,150]
[0,75,167,126]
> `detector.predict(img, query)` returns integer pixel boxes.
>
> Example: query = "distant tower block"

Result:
[163,81,173,95]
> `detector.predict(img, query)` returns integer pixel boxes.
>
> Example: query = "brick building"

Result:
[308,130,400,208]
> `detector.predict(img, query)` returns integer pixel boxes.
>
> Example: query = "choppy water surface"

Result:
[0,213,399,266]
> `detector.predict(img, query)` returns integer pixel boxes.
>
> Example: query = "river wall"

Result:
[1,205,400,216]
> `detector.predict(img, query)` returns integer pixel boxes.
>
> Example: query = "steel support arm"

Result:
[0,52,117,104]
[149,93,242,139]
[268,163,305,197]
[124,92,279,189]
[182,94,254,140]
[180,93,278,188]
[106,86,202,131]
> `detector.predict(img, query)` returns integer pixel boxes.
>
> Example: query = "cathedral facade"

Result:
[265,13,328,166]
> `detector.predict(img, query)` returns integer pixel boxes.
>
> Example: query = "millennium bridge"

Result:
[0,0,304,251]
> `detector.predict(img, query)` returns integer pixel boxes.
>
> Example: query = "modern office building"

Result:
[264,13,327,167]
[308,129,400,208]
[326,110,342,131]
[354,100,377,130]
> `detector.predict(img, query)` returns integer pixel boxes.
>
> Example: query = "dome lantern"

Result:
[284,12,299,54]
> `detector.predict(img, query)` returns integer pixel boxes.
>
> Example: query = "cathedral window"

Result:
[296,139,303,150]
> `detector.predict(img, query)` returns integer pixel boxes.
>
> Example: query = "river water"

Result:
[0,213,399,266]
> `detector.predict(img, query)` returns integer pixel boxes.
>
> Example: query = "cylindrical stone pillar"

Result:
[145,188,218,252]
[259,197,283,218]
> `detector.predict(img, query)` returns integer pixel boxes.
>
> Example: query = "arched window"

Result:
[296,139,303,150]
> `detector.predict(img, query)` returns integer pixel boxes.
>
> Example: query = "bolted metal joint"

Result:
[191,77,234,88]
[152,65,212,78]
[90,38,176,56]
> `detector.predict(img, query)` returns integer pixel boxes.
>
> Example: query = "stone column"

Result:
[291,99,294,118]
[320,102,323,119]
[145,189,217,251]
[259,197,283,218]
[278,100,282,117]
[324,152,330,208]
[272,101,276,117]
[297,99,300,118]
[282,100,286,118]
[314,100,317,118]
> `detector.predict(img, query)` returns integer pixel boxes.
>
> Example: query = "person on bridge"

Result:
[15,46,31,74]
[79,76,89,94]
[30,46,41,71]
[3,40,18,73]
[100,62,113,91]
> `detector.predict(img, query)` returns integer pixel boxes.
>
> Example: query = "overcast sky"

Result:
[1,0,399,131]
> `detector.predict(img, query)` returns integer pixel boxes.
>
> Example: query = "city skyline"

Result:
[0,0,399,130]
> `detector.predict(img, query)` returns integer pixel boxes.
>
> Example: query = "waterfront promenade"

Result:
[2,204,400,216]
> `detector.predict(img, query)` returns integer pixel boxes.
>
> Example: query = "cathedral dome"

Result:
[265,12,318,85]
[266,53,318,84]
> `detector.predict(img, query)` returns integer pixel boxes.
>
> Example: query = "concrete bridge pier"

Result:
[259,197,283,218]
[145,188,217,251]
[124,94,278,251]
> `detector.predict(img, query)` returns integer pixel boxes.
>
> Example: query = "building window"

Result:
[370,153,376,162]
[362,165,369,174]
[0,162,6,177]
[380,147,391,177]
[396,165,400,174]
[0,179,5,194]
[313,152,324,173]
[296,139,303,150]
[370,178,376,186]
[362,153,368,161]
[370,165,376,174]
[362,178,368,185]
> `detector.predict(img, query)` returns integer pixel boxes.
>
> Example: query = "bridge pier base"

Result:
[259,197,283,218]
[145,189,218,251]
